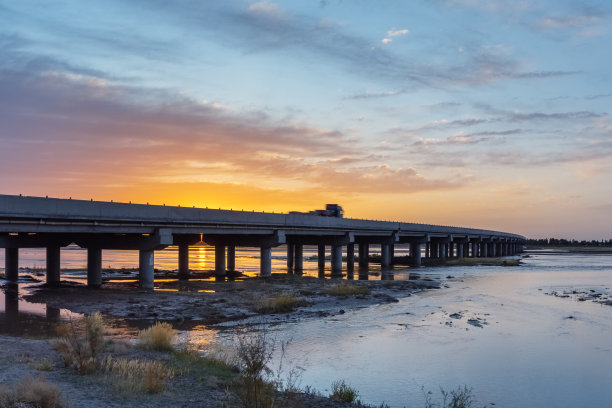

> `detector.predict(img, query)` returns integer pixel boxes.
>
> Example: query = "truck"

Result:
[289,204,344,218]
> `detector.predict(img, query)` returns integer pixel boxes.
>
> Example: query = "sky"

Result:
[1,0,611,240]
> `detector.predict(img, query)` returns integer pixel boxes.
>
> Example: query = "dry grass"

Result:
[137,321,177,351]
[100,356,175,394]
[330,379,359,403]
[51,311,107,373]
[326,283,370,296]
[255,294,307,313]
[0,376,68,408]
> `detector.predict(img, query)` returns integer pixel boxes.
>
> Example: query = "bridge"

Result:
[0,194,525,289]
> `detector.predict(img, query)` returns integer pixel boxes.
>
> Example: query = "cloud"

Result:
[0,50,463,196]
[382,28,409,44]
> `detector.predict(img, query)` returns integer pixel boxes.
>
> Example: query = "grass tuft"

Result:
[327,283,370,296]
[13,375,67,408]
[255,294,307,313]
[100,356,175,394]
[137,321,177,351]
[424,385,477,408]
[330,379,359,403]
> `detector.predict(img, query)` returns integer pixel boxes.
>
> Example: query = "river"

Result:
[2,249,611,407]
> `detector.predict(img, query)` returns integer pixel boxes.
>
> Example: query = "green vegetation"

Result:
[137,321,178,351]
[0,375,67,408]
[171,347,238,388]
[327,282,370,296]
[255,294,307,313]
[330,379,359,403]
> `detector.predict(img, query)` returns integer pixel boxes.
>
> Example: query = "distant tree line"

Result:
[526,238,612,247]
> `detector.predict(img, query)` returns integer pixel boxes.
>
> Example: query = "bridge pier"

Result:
[178,243,190,279]
[331,244,343,274]
[139,249,155,289]
[227,245,235,272]
[294,244,303,273]
[87,247,102,288]
[5,248,19,282]
[411,242,422,266]
[358,243,369,268]
[482,242,488,257]
[318,244,326,270]
[287,243,294,271]
[381,243,391,268]
[215,244,226,276]
[260,247,272,277]
[439,243,447,261]
[46,246,60,287]
[457,243,464,259]
[346,243,355,270]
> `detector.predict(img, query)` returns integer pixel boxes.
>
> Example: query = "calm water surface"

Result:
[235,252,612,407]
[2,250,611,407]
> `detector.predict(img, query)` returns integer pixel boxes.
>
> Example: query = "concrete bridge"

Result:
[0,195,525,289]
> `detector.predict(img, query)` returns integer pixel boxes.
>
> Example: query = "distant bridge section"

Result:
[0,195,525,288]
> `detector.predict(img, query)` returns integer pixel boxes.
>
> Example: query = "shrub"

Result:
[330,379,359,403]
[255,294,306,314]
[52,312,107,374]
[138,321,177,351]
[424,385,476,408]
[327,283,370,296]
[100,356,175,394]
[14,376,67,408]
[235,332,277,408]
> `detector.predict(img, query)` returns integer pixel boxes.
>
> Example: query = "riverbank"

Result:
[21,273,441,329]
[1,272,445,407]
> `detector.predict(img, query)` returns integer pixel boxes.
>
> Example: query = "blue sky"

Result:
[1,0,611,239]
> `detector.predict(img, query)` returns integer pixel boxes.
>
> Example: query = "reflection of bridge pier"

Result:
[1,195,525,290]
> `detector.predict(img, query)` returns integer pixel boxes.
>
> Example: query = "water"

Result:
[0,244,394,280]
[241,252,612,407]
[2,250,611,407]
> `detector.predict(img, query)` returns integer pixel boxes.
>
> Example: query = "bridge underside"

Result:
[0,194,525,289]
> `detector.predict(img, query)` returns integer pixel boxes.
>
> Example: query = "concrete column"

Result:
[331,244,343,274]
[381,244,391,268]
[227,245,235,272]
[411,243,422,266]
[346,243,355,270]
[287,243,294,270]
[5,248,18,282]
[458,243,464,259]
[178,243,189,279]
[389,244,395,263]
[139,249,154,289]
[359,243,369,267]
[318,244,326,270]
[425,242,431,258]
[46,246,61,287]
[439,243,446,260]
[260,247,272,277]
[215,244,225,276]
[294,244,303,272]
[87,247,102,288]
[482,242,488,257]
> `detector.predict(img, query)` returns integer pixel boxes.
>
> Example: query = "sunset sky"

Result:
[1,1,611,239]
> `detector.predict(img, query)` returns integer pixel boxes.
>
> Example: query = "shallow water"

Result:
[2,251,611,407]
[231,252,612,407]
